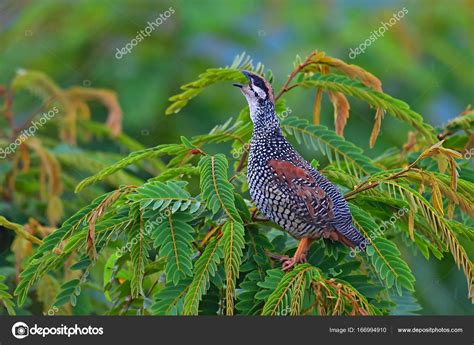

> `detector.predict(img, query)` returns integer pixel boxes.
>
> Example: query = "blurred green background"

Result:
[0,0,473,314]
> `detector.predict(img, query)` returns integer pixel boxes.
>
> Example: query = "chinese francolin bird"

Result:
[233,71,366,270]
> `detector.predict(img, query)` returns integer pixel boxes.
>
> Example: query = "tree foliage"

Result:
[1,51,473,316]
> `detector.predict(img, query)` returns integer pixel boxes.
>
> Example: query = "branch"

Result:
[345,140,451,199]
[275,52,319,101]
[0,216,43,245]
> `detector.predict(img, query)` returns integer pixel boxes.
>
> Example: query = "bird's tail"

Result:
[336,225,369,252]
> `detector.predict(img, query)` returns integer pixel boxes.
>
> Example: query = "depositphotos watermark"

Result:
[115,7,175,59]
[348,7,408,59]
[0,106,59,159]
[11,321,103,339]
[349,207,409,257]
[116,210,171,258]
[463,147,474,159]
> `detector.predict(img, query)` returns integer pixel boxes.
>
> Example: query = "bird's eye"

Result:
[251,85,267,99]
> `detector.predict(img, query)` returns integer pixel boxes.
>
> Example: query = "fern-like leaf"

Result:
[151,212,194,285]
[350,205,416,294]
[151,280,190,315]
[130,180,199,214]
[299,74,437,144]
[281,117,379,178]
[75,144,186,192]
[166,52,265,115]
[198,154,241,221]
[130,211,149,298]
[220,220,245,315]
[0,275,16,315]
[262,264,317,316]
[183,237,222,315]
[382,180,474,301]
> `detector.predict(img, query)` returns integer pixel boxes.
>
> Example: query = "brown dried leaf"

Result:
[26,139,63,212]
[47,195,64,227]
[403,131,418,153]
[406,209,414,241]
[449,157,458,191]
[317,55,386,147]
[416,140,462,175]
[312,88,323,125]
[87,212,98,261]
[67,87,123,137]
[369,108,385,148]
[328,91,350,136]
[19,144,30,173]
[430,176,444,215]
[85,187,132,260]
[448,201,455,219]
[319,55,383,92]
[11,236,32,280]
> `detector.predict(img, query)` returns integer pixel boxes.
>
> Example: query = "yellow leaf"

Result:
[369,108,385,148]
[449,157,458,191]
[312,88,323,125]
[408,210,415,241]
[403,131,418,153]
[430,177,444,215]
[328,91,350,136]
[448,201,455,219]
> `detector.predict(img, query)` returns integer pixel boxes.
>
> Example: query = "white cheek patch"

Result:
[246,97,259,120]
[252,85,267,99]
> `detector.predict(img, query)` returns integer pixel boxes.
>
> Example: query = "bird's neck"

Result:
[250,102,282,139]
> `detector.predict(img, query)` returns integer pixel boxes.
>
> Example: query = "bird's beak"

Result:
[233,70,252,88]
[241,70,252,80]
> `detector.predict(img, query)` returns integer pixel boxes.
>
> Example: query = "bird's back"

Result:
[248,132,366,247]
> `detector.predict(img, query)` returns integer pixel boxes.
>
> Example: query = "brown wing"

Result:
[267,159,334,224]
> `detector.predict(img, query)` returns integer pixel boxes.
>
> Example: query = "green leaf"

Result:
[151,280,191,315]
[150,212,195,285]
[220,220,245,315]
[183,237,222,315]
[129,215,150,298]
[75,144,186,192]
[166,52,265,115]
[350,205,416,294]
[0,276,16,315]
[299,73,437,144]
[281,117,379,178]
[130,180,197,214]
[262,264,318,316]
[198,154,241,221]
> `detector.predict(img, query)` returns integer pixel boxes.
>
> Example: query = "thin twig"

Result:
[199,225,221,247]
[235,150,248,173]
[0,216,43,245]
[344,160,418,199]
[275,52,318,101]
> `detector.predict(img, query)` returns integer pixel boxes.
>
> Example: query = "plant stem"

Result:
[344,161,417,199]
[0,216,43,245]
[275,52,318,101]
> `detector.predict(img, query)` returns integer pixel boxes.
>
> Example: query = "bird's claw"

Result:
[281,255,307,271]
[266,251,308,271]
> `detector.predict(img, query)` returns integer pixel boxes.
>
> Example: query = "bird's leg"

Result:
[281,238,312,271]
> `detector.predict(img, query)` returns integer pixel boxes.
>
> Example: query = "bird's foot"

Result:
[281,254,307,271]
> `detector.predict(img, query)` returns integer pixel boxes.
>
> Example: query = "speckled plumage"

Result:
[236,71,366,252]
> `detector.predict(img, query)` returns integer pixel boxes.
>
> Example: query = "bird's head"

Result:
[233,71,275,122]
